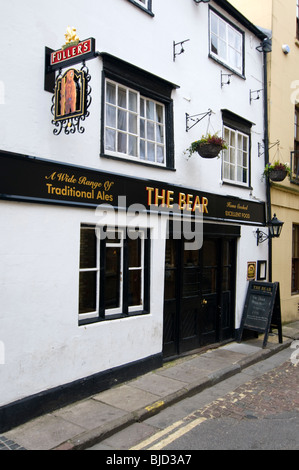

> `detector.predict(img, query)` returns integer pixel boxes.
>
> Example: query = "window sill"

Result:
[222,180,252,190]
[101,153,176,171]
[79,310,150,326]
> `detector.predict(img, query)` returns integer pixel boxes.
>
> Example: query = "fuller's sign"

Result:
[50,38,96,68]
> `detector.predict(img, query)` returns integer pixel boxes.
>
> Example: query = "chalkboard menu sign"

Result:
[238,281,283,348]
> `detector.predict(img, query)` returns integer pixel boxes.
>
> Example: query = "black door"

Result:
[163,236,236,358]
[201,238,236,345]
[163,239,202,357]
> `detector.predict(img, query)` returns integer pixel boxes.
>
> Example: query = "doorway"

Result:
[163,230,237,358]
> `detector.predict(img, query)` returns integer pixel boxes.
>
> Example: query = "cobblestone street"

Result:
[196,361,299,421]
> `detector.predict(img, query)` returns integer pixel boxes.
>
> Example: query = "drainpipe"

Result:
[263,48,272,282]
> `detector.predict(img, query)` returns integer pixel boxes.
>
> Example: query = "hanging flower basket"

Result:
[263,161,291,182]
[196,143,224,158]
[186,133,227,159]
[268,169,288,182]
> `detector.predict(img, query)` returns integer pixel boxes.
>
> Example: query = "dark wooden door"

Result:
[163,236,236,358]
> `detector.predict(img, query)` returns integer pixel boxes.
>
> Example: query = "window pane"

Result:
[105,247,121,309]
[106,105,116,128]
[211,34,218,54]
[146,100,155,120]
[156,124,164,143]
[157,145,164,164]
[106,129,116,151]
[140,139,145,159]
[147,121,155,141]
[140,119,145,138]
[118,109,127,131]
[147,142,155,161]
[129,91,137,112]
[80,228,96,269]
[79,271,97,314]
[129,135,137,157]
[156,104,164,123]
[106,82,116,104]
[128,238,141,267]
[129,270,142,306]
[129,113,137,134]
[118,87,127,108]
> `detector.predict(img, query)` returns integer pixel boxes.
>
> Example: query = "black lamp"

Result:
[256,38,272,53]
[256,214,284,246]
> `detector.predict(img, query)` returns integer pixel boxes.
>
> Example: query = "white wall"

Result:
[0,0,266,199]
[0,0,268,406]
[0,201,167,406]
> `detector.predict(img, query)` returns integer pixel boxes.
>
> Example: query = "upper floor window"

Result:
[101,53,176,169]
[222,110,251,187]
[209,9,244,75]
[105,80,166,166]
[127,0,153,15]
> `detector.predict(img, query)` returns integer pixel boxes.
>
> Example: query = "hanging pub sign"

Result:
[46,27,96,135]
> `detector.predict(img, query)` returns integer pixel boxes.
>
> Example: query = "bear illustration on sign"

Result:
[62,69,77,115]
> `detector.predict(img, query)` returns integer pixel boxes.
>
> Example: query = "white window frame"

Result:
[79,225,100,322]
[78,225,148,324]
[222,126,249,186]
[105,229,124,317]
[210,9,244,75]
[105,79,166,167]
[128,230,145,314]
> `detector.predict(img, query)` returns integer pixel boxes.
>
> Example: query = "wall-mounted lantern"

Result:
[256,37,272,53]
[256,214,284,246]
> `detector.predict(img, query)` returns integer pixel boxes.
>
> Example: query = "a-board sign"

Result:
[238,281,283,348]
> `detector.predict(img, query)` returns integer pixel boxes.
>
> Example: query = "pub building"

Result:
[0,0,269,431]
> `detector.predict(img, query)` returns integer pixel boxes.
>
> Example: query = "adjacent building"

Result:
[0,0,268,431]
[231,0,299,323]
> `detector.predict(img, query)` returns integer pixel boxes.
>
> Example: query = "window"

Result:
[101,53,176,169]
[79,225,150,324]
[222,110,251,187]
[105,80,166,165]
[210,9,244,75]
[292,225,299,294]
[127,0,153,15]
[223,127,249,185]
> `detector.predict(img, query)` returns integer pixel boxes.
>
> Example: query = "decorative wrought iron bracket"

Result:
[258,140,280,158]
[186,109,213,132]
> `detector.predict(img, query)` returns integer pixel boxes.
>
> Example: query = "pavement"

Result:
[1,321,299,451]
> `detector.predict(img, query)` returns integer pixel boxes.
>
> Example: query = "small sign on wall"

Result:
[247,261,256,281]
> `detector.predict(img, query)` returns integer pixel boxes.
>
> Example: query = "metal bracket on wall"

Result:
[186,109,213,132]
